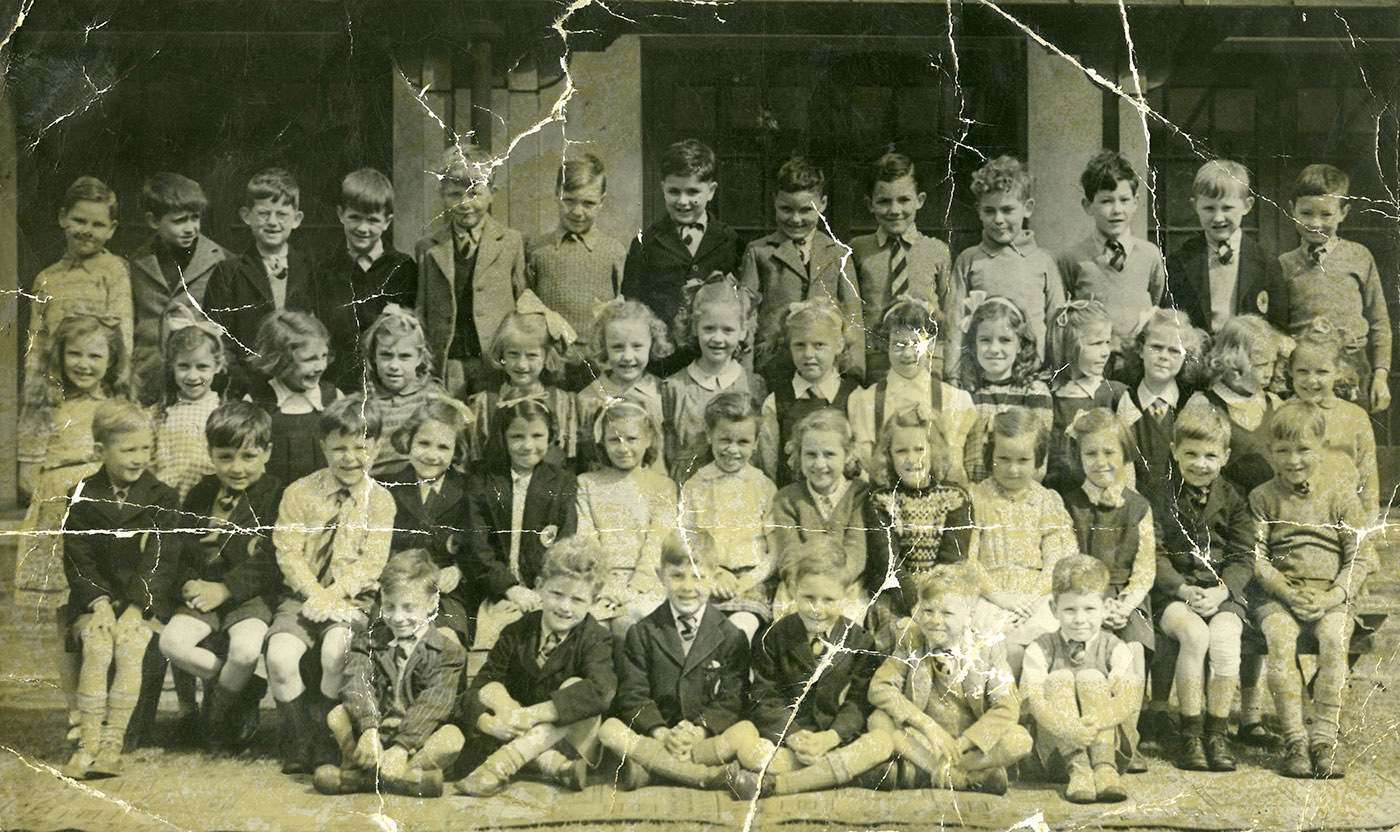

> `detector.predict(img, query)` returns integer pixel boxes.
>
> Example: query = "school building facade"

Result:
[0,0,1396,507]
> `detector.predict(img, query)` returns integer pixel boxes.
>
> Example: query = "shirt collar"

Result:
[1208,229,1244,259]
[511,468,534,488]
[60,251,102,270]
[350,241,384,267]
[980,230,1036,258]
[268,377,325,410]
[807,477,850,515]
[555,225,596,250]
[988,477,1036,505]
[1093,230,1135,259]
[670,602,706,629]
[792,371,841,402]
[455,225,483,250]
[1137,379,1179,410]
[876,226,920,248]
[600,373,662,408]
[687,360,743,391]
[1060,629,1102,651]
[1210,382,1258,406]
[1081,476,1127,509]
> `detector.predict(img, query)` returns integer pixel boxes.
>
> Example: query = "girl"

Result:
[243,310,340,487]
[663,272,767,484]
[1121,308,1207,499]
[576,400,679,637]
[957,293,1052,483]
[153,315,227,502]
[967,407,1078,675]
[577,296,673,473]
[863,404,974,647]
[465,399,578,650]
[468,291,579,465]
[848,299,976,486]
[360,304,449,475]
[1045,299,1129,494]
[383,398,475,646]
[1290,323,1379,522]
[679,392,777,642]
[768,408,870,619]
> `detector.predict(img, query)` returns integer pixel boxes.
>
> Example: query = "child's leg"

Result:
[1160,603,1210,743]
[1073,669,1127,801]
[727,720,795,774]
[1260,612,1306,744]
[100,617,153,754]
[74,623,115,758]
[1204,612,1243,720]
[598,719,727,788]
[959,725,1034,772]
[326,703,357,763]
[691,724,745,766]
[266,633,309,702]
[462,723,573,789]
[767,731,894,795]
[318,624,354,699]
[220,619,269,693]
[159,616,220,681]
[1309,609,1355,749]
[1239,650,1269,732]
[407,725,466,773]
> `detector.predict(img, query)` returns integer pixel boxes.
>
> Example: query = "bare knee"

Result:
[226,631,265,670]
[598,718,630,750]
[1074,668,1106,686]
[265,636,306,683]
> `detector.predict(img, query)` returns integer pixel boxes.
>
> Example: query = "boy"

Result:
[456,537,617,796]
[205,168,318,386]
[415,145,527,398]
[157,401,282,751]
[1163,159,1288,335]
[1279,163,1391,412]
[1248,401,1373,779]
[1020,555,1141,804]
[264,394,395,774]
[129,172,230,385]
[1144,399,1252,772]
[947,155,1064,375]
[62,400,181,779]
[598,533,750,790]
[527,153,627,388]
[621,139,739,377]
[726,540,893,799]
[868,565,1032,794]
[740,156,865,381]
[1058,150,1167,377]
[314,550,466,797]
[319,168,418,391]
[849,153,952,382]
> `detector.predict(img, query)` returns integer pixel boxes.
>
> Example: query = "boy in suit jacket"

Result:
[740,156,866,382]
[868,564,1031,794]
[314,551,466,797]
[599,533,750,790]
[384,458,472,647]
[849,153,952,383]
[727,540,893,799]
[416,147,527,398]
[456,538,618,796]
[1163,160,1288,335]
[621,139,740,378]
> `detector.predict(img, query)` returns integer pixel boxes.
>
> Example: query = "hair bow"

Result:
[591,295,629,323]
[1062,407,1095,438]
[1128,305,1164,342]
[433,393,477,428]
[162,304,225,346]
[591,397,651,445]
[684,270,738,296]
[516,290,577,348]
[1052,298,1101,329]
[379,302,423,330]
[495,389,549,410]
[958,291,1024,333]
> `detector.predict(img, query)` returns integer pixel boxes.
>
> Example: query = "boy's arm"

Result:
[827,629,880,744]
[111,258,136,362]
[1358,251,1392,374]
[757,394,779,480]
[835,251,867,377]
[465,629,517,728]
[1043,257,1067,336]
[867,651,920,724]
[749,629,796,743]
[508,234,528,301]
[1152,506,1190,597]
[339,631,382,735]
[961,654,1022,752]
[271,484,325,600]
[144,500,185,620]
[945,252,972,379]
[1217,491,1256,602]
[62,494,113,612]
[1147,250,1168,306]
[548,623,619,726]
[329,488,395,601]
[395,640,467,754]
[615,623,668,736]
[465,484,517,600]
[620,235,646,304]
[699,628,750,735]
[1248,491,1291,600]
[1018,641,1063,735]
[1332,492,1374,603]
[1355,413,1380,519]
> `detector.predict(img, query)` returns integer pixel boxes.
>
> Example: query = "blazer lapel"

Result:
[239,251,275,304]
[429,224,456,290]
[654,215,692,263]
[186,237,224,282]
[650,606,688,669]
[1186,238,1213,327]
[130,250,164,290]
[681,606,726,674]
[772,238,808,283]
[475,216,505,277]
[692,220,725,263]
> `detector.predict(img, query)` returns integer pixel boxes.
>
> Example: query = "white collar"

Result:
[268,377,325,410]
[670,602,706,630]
[350,241,384,266]
[876,226,921,248]
[1137,379,1179,410]
[792,371,841,402]
[1208,229,1244,258]
[1094,230,1135,259]
[687,360,743,392]
[806,477,850,512]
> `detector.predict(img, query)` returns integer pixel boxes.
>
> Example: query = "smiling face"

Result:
[990,430,1039,495]
[505,415,551,474]
[602,415,652,472]
[913,593,974,650]
[279,339,328,393]
[661,560,711,617]
[559,180,606,236]
[975,317,1019,382]
[791,572,846,637]
[239,197,302,253]
[1292,195,1347,247]
[500,334,547,389]
[977,190,1032,246]
[1074,323,1113,380]
[694,301,743,370]
[1192,191,1254,244]
[381,585,438,640]
[60,200,117,259]
[149,209,200,251]
[775,189,828,243]
[1077,429,1125,491]
[540,574,597,635]
[1140,324,1188,387]
[603,318,652,387]
[172,339,223,402]
[709,417,757,475]
[63,331,112,396]
[867,176,926,237]
[337,205,391,255]
[662,174,716,226]
[408,419,456,483]
[1173,436,1228,490]
[374,334,421,394]
[210,440,272,493]
[98,427,156,486]
[1051,589,1107,644]
[1083,179,1138,241]
[789,318,843,384]
[321,429,377,488]
[1268,433,1322,488]
[888,326,935,380]
[440,178,493,233]
[1290,344,1338,404]
[889,425,933,489]
[799,428,848,496]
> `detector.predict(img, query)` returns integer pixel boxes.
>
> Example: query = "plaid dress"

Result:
[155,392,220,502]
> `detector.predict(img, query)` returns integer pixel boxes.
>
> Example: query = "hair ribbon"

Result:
[516,290,577,348]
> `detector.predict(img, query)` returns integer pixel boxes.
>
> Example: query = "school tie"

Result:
[1105,238,1126,272]
[316,487,355,566]
[1292,481,1312,497]
[680,224,700,256]
[564,231,585,246]
[677,613,697,644]
[1216,240,1234,265]
[457,232,477,261]
[1146,398,1170,422]
[264,254,288,281]
[930,650,955,678]
[810,633,827,658]
[111,487,129,507]
[215,489,239,516]
[1308,243,1326,266]
[537,631,562,667]
[394,640,412,669]
[888,236,909,299]
[1068,639,1087,665]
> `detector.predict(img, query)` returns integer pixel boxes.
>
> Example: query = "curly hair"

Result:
[250,310,329,382]
[594,399,661,468]
[970,155,1033,202]
[672,272,759,357]
[785,407,861,483]
[959,296,1039,390]
[379,549,440,598]
[488,312,567,383]
[1131,308,1209,390]
[588,296,675,367]
[538,535,606,594]
[1052,554,1109,597]
[25,315,129,417]
[777,298,851,373]
[391,397,473,468]
[1205,314,1282,394]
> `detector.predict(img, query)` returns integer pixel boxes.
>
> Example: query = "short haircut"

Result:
[914,563,980,604]
[206,400,273,450]
[250,310,329,381]
[440,145,495,188]
[588,296,676,366]
[1290,163,1350,203]
[1264,399,1326,445]
[391,397,473,466]
[379,549,440,597]
[538,535,606,594]
[245,167,300,209]
[92,398,153,446]
[674,272,759,355]
[1172,397,1231,450]
[1192,159,1251,201]
[659,530,709,573]
[703,390,759,434]
[878,404,953,484]
[1079,149,1140,199]
[1048,299,1113,378]
[1052,555,1110,597]
[558,153,607,194]
[780,535,848,588]
[340,167,394,215]
[318,393,383,441]
[786,407,860,482]
[1205,314,1280,391]
[970,155,1032,203]
[984,406,1050,472]
[485,399,556,470]
[659,138,716,182]
[141,172,207,218]
[63,176,119,220]
[867,152,919,195]
[593,399,660,467]
[779,298,850,372]
[165,323,224,365]
[776,156,826,197]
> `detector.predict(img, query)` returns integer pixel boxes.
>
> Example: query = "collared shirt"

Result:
[351,241,385,272]
[679,216,708,256]
[1206,229,1243,332]
[508,469,534,582]
[272,467,395,600]
[806,477,850,521]
[454,225,482,256]
[1094,230,1136,262]
[265,377,326,415]
[670,602,706,648]
[418,476,444,505]
[686,360,745,392]
[1136,379,1179,415]
[875,226,922,249]
[792,371,842,403]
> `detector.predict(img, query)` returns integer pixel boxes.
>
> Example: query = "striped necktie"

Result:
[888,236,909,299]
[1216,240,1234,265]
[1105,238,1126,272]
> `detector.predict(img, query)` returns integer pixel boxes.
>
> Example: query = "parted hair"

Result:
[379,549,440,597]
[206,400,273,451]
[1080,149,1140,199]
[1172,397,1232,450]
[391,398,473,467]
[867,152,919,194]
[245,167,300,209]
[776,156,827,197]
[778,298,852,372]
[1192,159,1251,201]
[558,153,607,195]
[318,393,383,441]
[141,172,207,218]
[63,175,119,219]
[92,398,154,446]
[786,407,861,482]
[1290,163,1350,202]
[984,406,1050,471]
[340,168,395,215]
[780,534,848,588]
[485,399,556,471]
[660,139,717,182]
[959,296,1040,390]
[539,535,606,594]
[1051,554,1110,597]
[1263,399,1326,445]
[879,404,952,485]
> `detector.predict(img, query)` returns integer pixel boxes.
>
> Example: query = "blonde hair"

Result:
[673,272,758,356]
[588,296,675,366]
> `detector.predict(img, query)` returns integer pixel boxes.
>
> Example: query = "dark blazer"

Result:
[749,613,879,745]
[129,233,230,371]
[62,468,182,623]
[316,246,418,391]
[467,609,617,731]
[464,461,578,602]
[1163,234,1288,333]
[204,245,320,359]
[384,465,470,567]
[341,620,466,754]
[173,473,284,606]
[1150,474,1254,605]
[616,602,749,736]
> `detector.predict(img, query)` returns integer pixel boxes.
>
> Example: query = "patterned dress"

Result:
[155,391,220,502]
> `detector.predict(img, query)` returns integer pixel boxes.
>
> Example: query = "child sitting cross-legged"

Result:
[868,564,1032,795]
[1020,555,1142,805]
[313,550,466,798]
[457,536,617,797]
